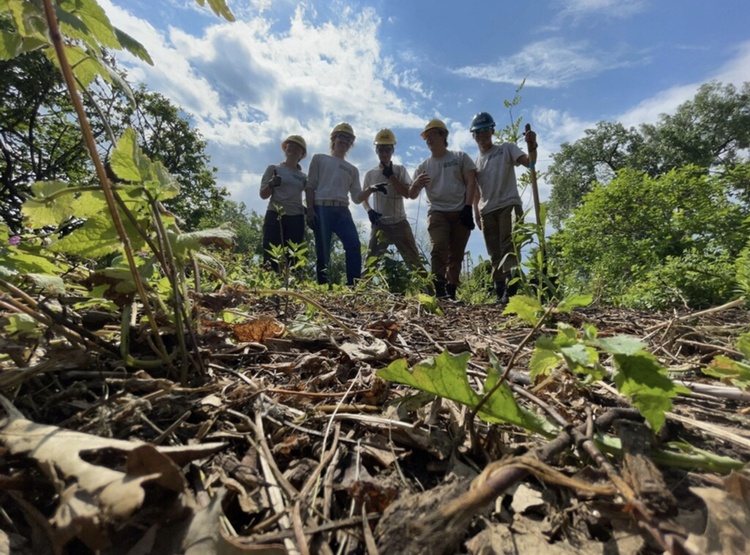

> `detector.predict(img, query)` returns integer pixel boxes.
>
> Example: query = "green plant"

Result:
[0,0,236,383]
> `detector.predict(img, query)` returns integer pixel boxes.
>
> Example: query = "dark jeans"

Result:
[262,211,305,272]
[312,205,361,285]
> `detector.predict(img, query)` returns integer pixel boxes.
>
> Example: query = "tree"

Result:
[553,164,750,309]
[102,85,228,230]
[0,47,227,232]
[547,81,750,228]
[0,46,90,231]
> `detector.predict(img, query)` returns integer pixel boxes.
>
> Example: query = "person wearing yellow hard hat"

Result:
[470,112,531,304]
[360,129,427,280]
[305,122,365,286]
[259,134,308,272]
[409,118,478,300]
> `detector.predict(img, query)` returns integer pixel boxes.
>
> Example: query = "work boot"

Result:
[506,277,520,299]
[434,281,448,299]
[494,281,508,305]
[446,283,458,301]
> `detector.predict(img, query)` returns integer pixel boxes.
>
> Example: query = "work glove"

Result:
[371,182,388,195]
[367,209,382,225]
[382,162,394,178]
[306,210,317,229]
[460,205,475,230]
[268,168,282,188]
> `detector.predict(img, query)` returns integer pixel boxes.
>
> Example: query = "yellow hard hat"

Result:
[420,118,448,138]
[282,135,307,159]
[374,128,397,145]
[331,122,355,139]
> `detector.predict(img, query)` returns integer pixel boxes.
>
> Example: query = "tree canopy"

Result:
[0,46,227,233]
[552,163,750,309]
[547,81,750,228]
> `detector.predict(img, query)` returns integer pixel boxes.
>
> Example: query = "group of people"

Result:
[259,114,534,303]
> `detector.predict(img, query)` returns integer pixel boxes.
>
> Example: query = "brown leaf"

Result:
[232,317,285,343]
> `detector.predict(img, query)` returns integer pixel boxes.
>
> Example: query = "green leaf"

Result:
[110,128,143,182]
[170,227,235,260]
[48,214,122,258]
[529,346,560,379]
[22,181,76,227]
[503,294,543,325]
[3,313,41,338]
[61,43,112,87]
[557,293,592,313]
[70,190,108,219]
[737,332,750,360]
[24,273,66,296]
[594,335,646,356]
[377,350,554,435]
[57,0,119,50]
[612,352,691,432]
[114,28,153,65]
[195,0,236,22]
[703,355,750,390]
[8,0,48,42]
[417,293,443,315]
[0,249,64,277]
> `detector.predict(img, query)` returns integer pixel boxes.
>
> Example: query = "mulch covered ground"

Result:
[1,287,749,554]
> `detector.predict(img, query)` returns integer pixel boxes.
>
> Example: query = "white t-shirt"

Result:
[306,153,362,205]
[260,163,306,216]
[413,150,476,212]
[475,143,524,215]
[362,163,412,225]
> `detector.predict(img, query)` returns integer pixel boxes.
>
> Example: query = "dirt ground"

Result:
[1,288,749,554]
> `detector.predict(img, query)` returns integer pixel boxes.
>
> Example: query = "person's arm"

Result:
[259,166,275,199]
[463,168,478,206]
[409,169,429,199]
[390,165,411,197]
[516,153,530,168]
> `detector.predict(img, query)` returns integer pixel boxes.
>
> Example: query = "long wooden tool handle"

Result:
[524,124,541,227]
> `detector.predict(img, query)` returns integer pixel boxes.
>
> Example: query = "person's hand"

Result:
[382,162,394,178]
[413,171,430,189]
[268,169,282,188]
[371,182,388,195]
[460,205,475,230]
[306,210,317,229]
[367,209,382,225]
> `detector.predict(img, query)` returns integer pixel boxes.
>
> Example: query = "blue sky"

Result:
[101,0,750,265]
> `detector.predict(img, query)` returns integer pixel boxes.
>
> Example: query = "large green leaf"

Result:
[48,213,122,258]
[23,181,76,227]
[110,128,143,182]
[113,28,152,65]
[503,294,543,325]
[57,0,119,50]
[377,350,554,435]
[170,227,235,261]
[612,352,691,432]
[195,0,236,21]
[703,355,750,391]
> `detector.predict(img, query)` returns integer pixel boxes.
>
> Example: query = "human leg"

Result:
[313,205,333,284]
[262,210,282,272]
[281,214,305,268]
[390,220,426,273]
[332,207,362,285]
[446,211,471,287]
[427,211,451,296]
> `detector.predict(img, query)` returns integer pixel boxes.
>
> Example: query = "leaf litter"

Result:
[1,287,749,554]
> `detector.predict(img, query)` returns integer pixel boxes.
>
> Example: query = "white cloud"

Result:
[454,38,639,89]
[556,0,649,19]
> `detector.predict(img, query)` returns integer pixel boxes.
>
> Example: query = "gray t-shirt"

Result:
[413,150,476,212]
[363,163,412,225]
[475,143,524,215]
[260,163,306,216]
[306,153,362,205]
